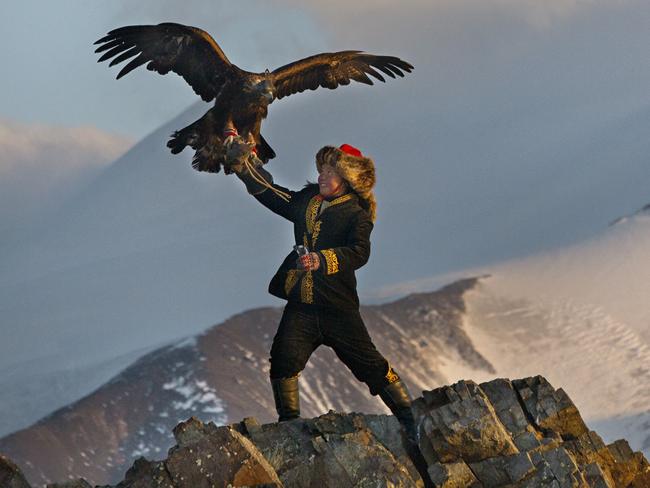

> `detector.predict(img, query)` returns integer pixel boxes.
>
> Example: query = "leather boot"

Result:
[380,380,438,488]
[271,376,300,422]
[379,379,419,443]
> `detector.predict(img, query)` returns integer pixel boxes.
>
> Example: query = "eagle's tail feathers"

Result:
[258,134,276,163]
[167,121,204,154]
[191,150,223,174]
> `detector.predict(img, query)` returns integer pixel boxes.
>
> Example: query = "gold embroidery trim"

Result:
[305,195,323,234]
[301,271,314,303]
[285,269,300,296]
[305,193,350,235]
[385,364,399,384]
[329,193,353,206]
[321,249,339,275]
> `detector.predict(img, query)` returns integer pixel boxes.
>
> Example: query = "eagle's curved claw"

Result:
[223,135,237,149]
[223,127,240,151]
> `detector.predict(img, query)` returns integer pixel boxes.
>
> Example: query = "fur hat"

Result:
[316,144,377,221]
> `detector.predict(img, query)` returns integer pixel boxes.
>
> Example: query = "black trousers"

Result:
[269,302,400,395]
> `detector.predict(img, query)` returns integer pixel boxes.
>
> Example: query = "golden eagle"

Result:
[94,23,413,173]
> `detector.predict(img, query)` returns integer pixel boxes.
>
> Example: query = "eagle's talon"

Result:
[223,135,236,149]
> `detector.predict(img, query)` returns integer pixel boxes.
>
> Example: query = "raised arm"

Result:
[236,164,299,221]
[226,138,299,222]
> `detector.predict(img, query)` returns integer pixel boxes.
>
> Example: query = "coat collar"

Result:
[305,192,356,233]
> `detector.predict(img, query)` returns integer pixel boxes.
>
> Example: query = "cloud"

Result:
[0,120,131,175]
[282,0,619,28]
[494,0,625,29]
[0,120,133,231]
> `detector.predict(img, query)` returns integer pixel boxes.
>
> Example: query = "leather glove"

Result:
[224,135,256,174]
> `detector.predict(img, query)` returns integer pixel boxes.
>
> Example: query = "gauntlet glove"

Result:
[224,136,273,195]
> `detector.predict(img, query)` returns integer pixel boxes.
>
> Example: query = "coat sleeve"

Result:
[237,165,299,222]
[318,212,373,275]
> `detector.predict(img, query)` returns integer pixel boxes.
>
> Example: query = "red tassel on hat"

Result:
[339,143,363,157]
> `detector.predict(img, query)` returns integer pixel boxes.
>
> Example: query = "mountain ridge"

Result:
[0,278,488,486]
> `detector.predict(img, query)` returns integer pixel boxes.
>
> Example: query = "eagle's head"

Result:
[243,71,275,107]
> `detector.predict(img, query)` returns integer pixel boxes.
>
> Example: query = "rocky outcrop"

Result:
[412,376,650,487]
[0,455,31,488]
[1,278,491,486]
[6,376,649,488]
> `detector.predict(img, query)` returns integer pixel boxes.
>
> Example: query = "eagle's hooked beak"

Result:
[260,74,275,103]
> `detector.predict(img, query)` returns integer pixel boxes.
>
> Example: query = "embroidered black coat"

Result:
[249,178,373,311]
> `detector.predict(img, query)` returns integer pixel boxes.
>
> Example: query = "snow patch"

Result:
[162,376,226,417]
[442,216,650,456]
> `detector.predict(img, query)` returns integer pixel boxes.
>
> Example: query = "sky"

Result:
[2,1,647,136]
[2,0,649,247]
[2,0,650,433]
[2,0,650,315]
[0,1,325,136]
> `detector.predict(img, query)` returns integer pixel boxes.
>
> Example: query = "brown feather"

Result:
[94,22,237,102]
[271,51,413,100]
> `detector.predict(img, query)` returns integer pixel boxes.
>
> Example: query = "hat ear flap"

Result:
[357,191,377,222]
[335,153,376,222]
[336,155,375,195]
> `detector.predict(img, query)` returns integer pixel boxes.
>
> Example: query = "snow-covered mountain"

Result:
[383,205,650,458]
[0,95,650,433]
[460,209,650,458]
[3,209,650,485]
[2,94,650,439]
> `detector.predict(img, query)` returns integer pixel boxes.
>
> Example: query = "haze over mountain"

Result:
[0,120,131,239]
[3,0,650,448]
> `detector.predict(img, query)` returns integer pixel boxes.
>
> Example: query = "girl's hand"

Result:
[297,252,320,271]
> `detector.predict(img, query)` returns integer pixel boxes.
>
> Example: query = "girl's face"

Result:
[318,164,347,199]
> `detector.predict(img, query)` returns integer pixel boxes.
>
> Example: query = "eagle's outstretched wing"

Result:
[94,23,239,102]
[270,51,414,100]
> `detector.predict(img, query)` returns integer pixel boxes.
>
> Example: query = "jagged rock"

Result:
[4,376,650,488]
[528,446,587,486]
[604,439,650,487]
[240,410,419,487]
[415,380,518,463]
[427,460,478,487]
[468,451,535,485]
[414,377,650,487]
[165,417,282,487]
[480,378,542,452]
[111,457,174,488]
[0,454,31,488]
[512,376,589,440]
